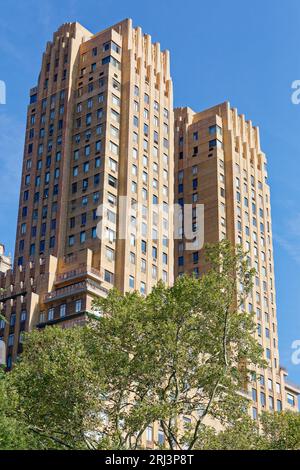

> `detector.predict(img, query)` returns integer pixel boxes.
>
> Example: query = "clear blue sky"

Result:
[0,0,300,385]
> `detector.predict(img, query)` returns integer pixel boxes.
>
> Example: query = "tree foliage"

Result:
[5,326,105,449]
[0,242,295,450]
[86,241,264,449]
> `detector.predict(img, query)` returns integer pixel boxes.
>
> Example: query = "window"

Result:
[109,158,118,172]
[80,231,86,244]
[95,140,101,152]
[85,145,90,157]
[75,300,82,313]
[94,174,100,186]
[277,400,282,412]
[102,56,120,69]
[141,240,147,254]
[112,94,120,107]
[268,378,273,391]
[21,310,27,322]
[111,109,120,122]
[82,178,88,191]
[209,139,223,149]
[105,247,115,262]
[108,175,117,188]
[8,334,14,347]
[146,426,153,442]
[287,393,295,407]
[106,228,115,243]
[133,115,139,127]
[110,125,119,138]
[252,388,257,401]
[48,308,54,321]
[193,252,199,264]
[40,240,45,253]
[140,282,146,296]
[104,270,114,284]
[260,392,266,407]
[60,304,66,318]
[209,124,222,136]
[112,79,120,91]
[108,192,116,206]
[110,141,119,155]
[142,155,148,167]
[129,276,135,289]
[178,256,184,267]
[158,429,165,445]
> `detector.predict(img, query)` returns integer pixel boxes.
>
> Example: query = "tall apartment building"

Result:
[0,19,174,368]
[174,102,300,413]
[0,18,298,433]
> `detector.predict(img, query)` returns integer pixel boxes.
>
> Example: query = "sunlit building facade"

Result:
[174,102,299,413]
[0,19,174,369]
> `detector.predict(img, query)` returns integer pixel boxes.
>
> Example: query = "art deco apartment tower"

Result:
[0,19,174,367]
[174,103,299,413]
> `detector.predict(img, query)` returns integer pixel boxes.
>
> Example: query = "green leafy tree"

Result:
[259,411,300,450]
[1,242,269,450]
[88,240,265,449]
[194,415,261,450]
[0,369,39,449]
[6,326,105,449]
[194,412,300,450]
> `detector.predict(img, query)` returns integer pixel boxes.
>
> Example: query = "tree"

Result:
[88,240,266,449]
[193,411,300,450]
[0,369,38,449]
[2,241,268,450]
[259,411,300,450]
[6,326,105,449]
[194,415,261,450]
